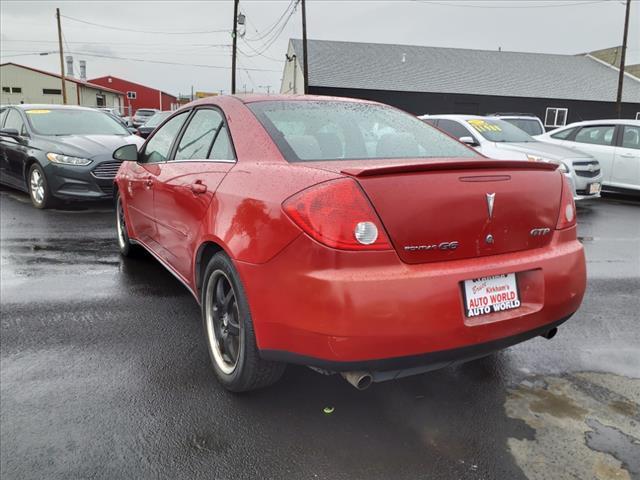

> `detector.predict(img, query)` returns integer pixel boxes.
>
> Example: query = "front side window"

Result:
[574,125,615,146]
[621,125,640,150]
[4,109,26,135]
[248,101,478,162]
[141,111,188,163]
[25,108,129,136]
[465,118,534,143]
[144,112,171,128]
[545,108,568,128]
[175,109,224,160]
[437,119,477,142]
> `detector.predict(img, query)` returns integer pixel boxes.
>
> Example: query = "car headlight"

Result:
[526,154,568,173]
[46,152,92,166]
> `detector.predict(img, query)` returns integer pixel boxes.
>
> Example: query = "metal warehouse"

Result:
[281,39,640,128]
[0,62,124,110]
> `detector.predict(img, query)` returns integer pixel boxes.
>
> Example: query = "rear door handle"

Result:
[191,181,207,194]
[620,153,637,158]
[144,176,153,188]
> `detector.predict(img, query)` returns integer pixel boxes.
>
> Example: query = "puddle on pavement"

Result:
[506,372,640,480]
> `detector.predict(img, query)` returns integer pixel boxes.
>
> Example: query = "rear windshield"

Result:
[135,109,156,116]
[25,108,129,136]
[501,118,544,136]
[465,118,534,143]
[248,101,478,162]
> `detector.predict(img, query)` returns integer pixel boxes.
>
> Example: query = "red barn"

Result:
[87,75,178,116]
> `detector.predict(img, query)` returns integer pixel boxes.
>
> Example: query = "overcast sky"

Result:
[1,0,638,96]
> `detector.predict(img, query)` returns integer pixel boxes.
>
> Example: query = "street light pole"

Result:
[615,0,631,118]
[56,8,68,105]
[231,0,239,95]
[301,0,309,94]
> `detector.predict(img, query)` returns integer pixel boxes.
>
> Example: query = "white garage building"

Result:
[0,62,125,110]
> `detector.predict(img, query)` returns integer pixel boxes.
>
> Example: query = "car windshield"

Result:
[501,118,544,136]
[465,118,535,143]
[25,108,130,136]
[144,112,171,128]
[248,101,478,162]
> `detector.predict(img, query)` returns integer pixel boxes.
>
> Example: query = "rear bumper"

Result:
[237,227,586,366]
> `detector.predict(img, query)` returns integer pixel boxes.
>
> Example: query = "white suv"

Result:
[536,120,640,196]
[420,115,602,201]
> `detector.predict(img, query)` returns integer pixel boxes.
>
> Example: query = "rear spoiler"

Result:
[341,159,558,177]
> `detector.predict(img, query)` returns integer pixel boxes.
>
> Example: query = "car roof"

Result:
[418,114,496,121]
[559,119,640,127]
[12,104,97,112]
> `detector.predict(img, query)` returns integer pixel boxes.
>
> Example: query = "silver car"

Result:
[420,114,603,201]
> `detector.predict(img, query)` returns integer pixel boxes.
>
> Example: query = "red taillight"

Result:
[556,174,576,230]
[282,178,392,250]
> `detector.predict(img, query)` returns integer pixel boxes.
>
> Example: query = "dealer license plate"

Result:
[589,183,601,195]
[463,274,521,317]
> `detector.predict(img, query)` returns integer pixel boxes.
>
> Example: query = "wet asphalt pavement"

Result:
[1,186,639,480]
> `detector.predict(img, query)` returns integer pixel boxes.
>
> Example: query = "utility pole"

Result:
[615,0,631,118]
[301,0,309,94]
[231,0,239,94]
[56,8,68,104]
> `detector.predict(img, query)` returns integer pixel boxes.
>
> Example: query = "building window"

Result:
[43,88,62,95]
[127,91,137,99]
[3,87,21,93]
[2,87,9,93]
[545,107,568,128]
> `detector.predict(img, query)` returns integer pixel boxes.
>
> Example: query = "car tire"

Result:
[115,191,140,257]
[201,252,286,392]
[28,163,55,209]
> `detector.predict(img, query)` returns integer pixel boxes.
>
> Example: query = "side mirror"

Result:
[459,136,479,147]
[0,128,20,139]
[113,143,139,162]
[128,127,138,135]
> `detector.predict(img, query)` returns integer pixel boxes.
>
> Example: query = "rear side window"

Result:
[175,109,223,160]
[141,111,188,163]
[621,125,640,150]
[551,127,576,140]
[248,101,477,162]
[574,125,615,146]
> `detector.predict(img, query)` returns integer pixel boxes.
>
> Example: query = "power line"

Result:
[63,50,281,72]
[241,2,298,58]
[3,39,232,48]
[243,0,296,42]
[61,14,229,35]
[413,0,613,8]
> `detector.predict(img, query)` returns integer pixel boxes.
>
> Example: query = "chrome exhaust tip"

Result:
[341,371,373,390]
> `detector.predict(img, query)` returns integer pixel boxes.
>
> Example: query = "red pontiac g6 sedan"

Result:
[112,95,586,392]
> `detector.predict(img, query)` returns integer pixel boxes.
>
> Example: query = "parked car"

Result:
[131,108,159,127]
[420,115,602,201]
[103,110,137,135]
[535,120,640,196]
[489,113,545,136]
[113,95,585,392]
[136,111,172,138]
[0,104,143,208]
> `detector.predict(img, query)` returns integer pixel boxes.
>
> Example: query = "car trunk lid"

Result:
[315,158,562,264]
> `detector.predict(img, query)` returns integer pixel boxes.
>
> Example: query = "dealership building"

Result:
[281,39,640,128]
[0,62,125,109]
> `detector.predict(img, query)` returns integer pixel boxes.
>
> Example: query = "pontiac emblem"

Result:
[486,193,496,219]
